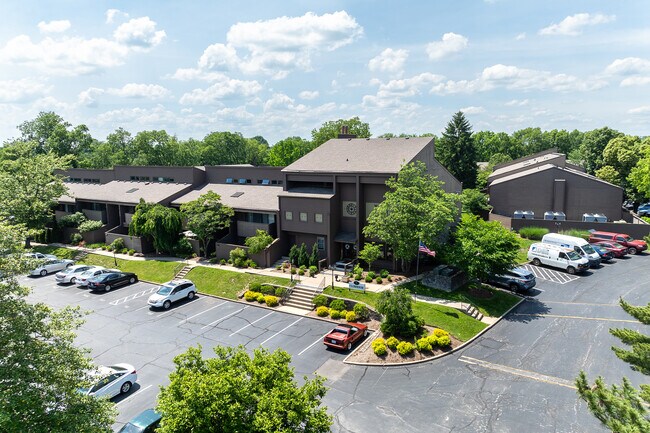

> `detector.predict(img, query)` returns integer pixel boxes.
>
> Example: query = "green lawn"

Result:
[401,281,520,318]
[517,236,535,264]
[323,286,487,342]
[185,266,292,299]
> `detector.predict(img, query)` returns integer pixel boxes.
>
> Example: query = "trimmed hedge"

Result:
[329,299,346,311]
[518,226,549,240]
[264,295,279,307]
[386,336,399,350]
[372,338,387,356]
[396,341,414,355]
[416,337,432,352]
[353,303,369,321]
[316,306,329,317]
[345,311,356,322]
[330,310,342,320]
[244,290,259,302]
[313,294,328,308]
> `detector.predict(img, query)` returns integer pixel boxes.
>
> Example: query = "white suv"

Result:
[147,279,196,309]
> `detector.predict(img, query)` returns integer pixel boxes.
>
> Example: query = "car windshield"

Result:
[612,243,625,249]
[333,327,349,334]
[624,236,634,242]
[567,251,582,260]
[582,245,595,254]
[157,285,173,295]
[60,267,73,274]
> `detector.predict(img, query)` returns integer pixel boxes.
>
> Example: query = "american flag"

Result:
[418,241,436,257]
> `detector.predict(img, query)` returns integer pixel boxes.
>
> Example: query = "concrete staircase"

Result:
[283,284,321,311]
[271,256,290,269]
[174,265,193,280]
[465,304,484,322]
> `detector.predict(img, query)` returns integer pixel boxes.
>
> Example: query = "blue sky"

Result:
[0,0,648,144]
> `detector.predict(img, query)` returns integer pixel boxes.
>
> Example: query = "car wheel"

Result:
[40,269,47,276]
[104,284,111,292]
[567,266,576,275]
[120,381,132,394]
[532,258,541,266]
[66,263,73,268]
[347,342,352,351]
[163,300,171,310]
[628,247,638,255]
[129,277,135,284]
[509,283,519,292]
[187,291,195,300]
[70,277,76,284]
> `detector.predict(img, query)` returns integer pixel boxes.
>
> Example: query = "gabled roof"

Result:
[59,180,193,205]
[489,152,564,180]
[283,137,433,174]
[489,163,623,190]
[171,183,283,212]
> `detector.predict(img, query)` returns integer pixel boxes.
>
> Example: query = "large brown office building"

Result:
[56,136,461,265]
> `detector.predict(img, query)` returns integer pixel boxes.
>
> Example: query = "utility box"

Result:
[593,213,607,222]
[544,211,566,221]
[582,213,595,222]
[514,210,535,219]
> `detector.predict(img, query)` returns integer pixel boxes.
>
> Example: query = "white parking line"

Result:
[178,301,227,325]
[522,264,579,285]
[133,305,151,312]
[260,317,303,346]
[298,333,328,356]
[154,296,208,318]
[200,306,247,330]
[229,311,274,337]
[115,384,153,407]
[109,286,158,305]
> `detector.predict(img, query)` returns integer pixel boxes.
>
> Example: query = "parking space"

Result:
[520,263,581,284]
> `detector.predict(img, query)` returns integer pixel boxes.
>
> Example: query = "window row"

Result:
[67,177,101,184]
[225,178,283,185]
[285,211,324,223]
[129,176,176,183]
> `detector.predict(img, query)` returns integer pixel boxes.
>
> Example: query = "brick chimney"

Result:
[337,124,357,139]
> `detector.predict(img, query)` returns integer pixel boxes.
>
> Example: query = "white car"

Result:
[24,252,57,260]
[148,279,196,309]
[80,364,137,399]
[30,259,75,276]
[76,267,118,287]
[55,265,96,284]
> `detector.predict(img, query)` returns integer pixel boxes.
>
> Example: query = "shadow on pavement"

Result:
[503,298,552,323]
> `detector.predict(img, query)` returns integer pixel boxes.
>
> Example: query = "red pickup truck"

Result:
[323,323,368,351]
[588,231,647,255]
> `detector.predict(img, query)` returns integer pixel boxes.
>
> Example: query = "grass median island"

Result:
[403,281,520,318]
[185,266,292,300]
[323,286,487,342]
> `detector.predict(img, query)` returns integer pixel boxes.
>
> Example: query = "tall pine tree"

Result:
[436,111,478,188]
[576,298,650,433]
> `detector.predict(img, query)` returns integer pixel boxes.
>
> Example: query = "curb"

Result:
[343,294,527,367]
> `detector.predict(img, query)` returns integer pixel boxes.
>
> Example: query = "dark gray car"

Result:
[487,267,536,293]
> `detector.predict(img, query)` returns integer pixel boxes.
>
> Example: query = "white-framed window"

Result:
[315,213,323,223]
[317,237,325,250]
[299,212,308,222]
[285,211,293,221]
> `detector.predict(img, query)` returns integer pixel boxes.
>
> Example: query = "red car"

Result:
[323,323,368,351]
[588,231,647,255]
[590,241,628,258]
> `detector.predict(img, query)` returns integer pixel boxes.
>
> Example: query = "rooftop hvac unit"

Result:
[544,211,566,221]
[582,213,595,222]
[593,213,607,222]
[513,210,535,219]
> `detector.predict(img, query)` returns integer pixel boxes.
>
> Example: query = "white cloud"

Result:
[174,11,363,80]
[298,90,319,100]
[539,13,615,36]
[96,104,178,128]
[621,77,650,87]
[604,57,650,87]
[431,64,607,94]
[113,17,166,50]
[0,78,49,102]
[515,32,526,41]
[374,73,445,98]
[179,77,262,105]
[37,20,71,34]
[106,9,129,24]
[460,106,485,114]
[368,48,409,74]
[0,16,165,76]
[628,106,650,114]
[505,99,529,106]
[78,83,170,106]
[426,32,468,60]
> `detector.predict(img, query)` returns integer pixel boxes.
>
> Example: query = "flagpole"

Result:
[415,238,420,301]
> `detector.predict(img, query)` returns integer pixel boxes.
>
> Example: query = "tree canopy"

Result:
[0,223,115,431]
[364,161,458,271]
[267,136,313,166]
[245,229,274,254]
[156,345,331,433]
[436,111,478,188]
[180,191,234,257]
[376,287,423,338]
[129,200,183,254]
[311,117,371,147]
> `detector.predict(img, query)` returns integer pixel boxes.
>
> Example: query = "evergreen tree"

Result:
[309,243,319,267]
[298,243,309,267]
[576,298,650,432]
[436,111,478,188]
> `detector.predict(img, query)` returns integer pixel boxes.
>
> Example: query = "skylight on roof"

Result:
[126,188,140,193]
[226,178,233,183]
[231,192,244,198]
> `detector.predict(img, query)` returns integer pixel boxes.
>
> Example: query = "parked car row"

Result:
[527,230,647,275]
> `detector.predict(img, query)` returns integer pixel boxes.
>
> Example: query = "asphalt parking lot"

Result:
[24,251,650,432]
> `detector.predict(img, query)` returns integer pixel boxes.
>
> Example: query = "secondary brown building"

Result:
[487,149,624,221]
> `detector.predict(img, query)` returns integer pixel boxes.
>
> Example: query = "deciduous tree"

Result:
[311,117,370,148]
[376,287,423,337]
[358,242,381,271]
[267,137,313,166]
[180,191,234,257]
[245,229,274,254]
[156,345,331,433]
[459,189,492,216]
[129,200,183,254]
[578,127,623,174]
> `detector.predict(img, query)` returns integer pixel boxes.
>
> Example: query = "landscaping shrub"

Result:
[172,237,194,258]
[312,294,328,308]
[387,276,392,282]
[297,268,305,276]
[354,273,363,281]
[290,268,297,275]
[436,334,452,347]
[416,337,432,352]
[396,341,414,356]
[256,293,265,303]
[264,295,279,307]
[309,265,317,277]
[78,219,103,233]
[69,233,83,245]
[353,303,369,321]
[367,271,376,280]
[380,269,389,278]
[426,335,438,346]
[260,285,275,295]
[518,226,549,240]
[58,212,87,228]
[365,275,373,283]
[329,299,346,311]
[128,249,135,256]
[372,338,385,348]
[373,342,387,356]
[375,277,383,284]
[101,245,107,250]
[249,282,262,292]
[229,248,247,267]
[386,336,399,350]
[110,237,126,252]
[560,229,591,241]
[274,287,288,298]
[433,328,449,338]
[244,291,259,302]
[345,311,356,322]
[220,259,226,265]
[316,306,329,317]
[120,248,128,254]
[245,259,257,268]
[330,310,342,320]
[339,310,348,318]
[353,264,363,276]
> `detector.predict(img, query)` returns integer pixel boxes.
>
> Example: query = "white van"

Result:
[541,233,601,267]
[527,243,590,274]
